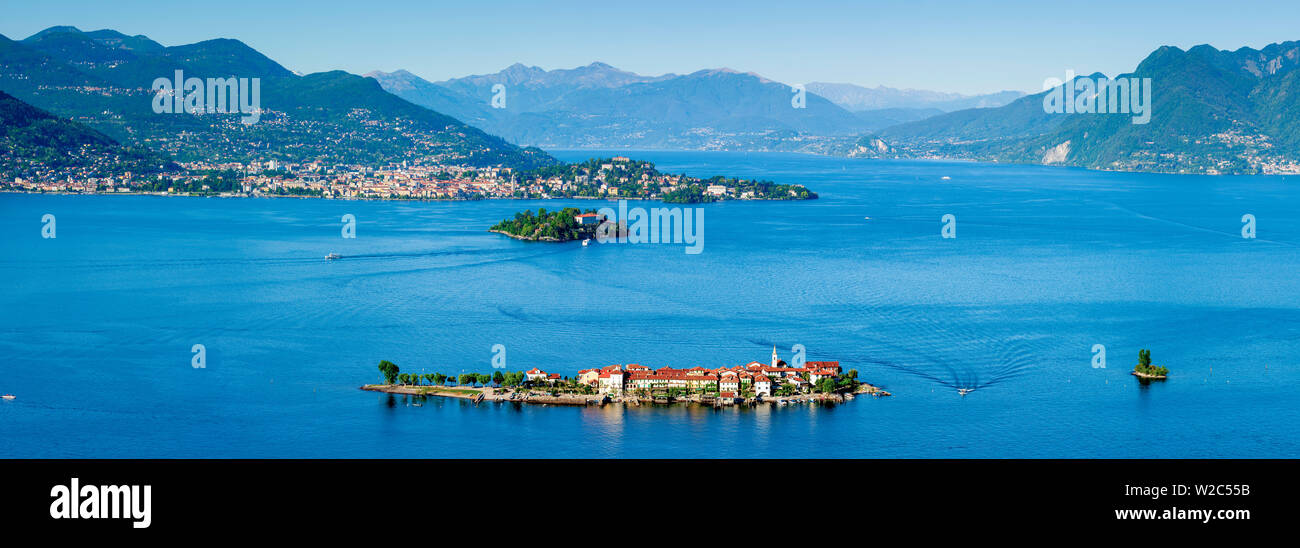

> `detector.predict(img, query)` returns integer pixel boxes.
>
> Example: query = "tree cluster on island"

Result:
[1133,349,1169,377]
[377,360,568,391]
[489,207,599,241]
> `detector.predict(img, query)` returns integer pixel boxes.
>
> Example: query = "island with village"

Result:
[361,347,890,408]
[4,155,815,203]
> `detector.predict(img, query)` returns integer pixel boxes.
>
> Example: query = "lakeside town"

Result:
[2,155,815,203]
[361,347,891,407]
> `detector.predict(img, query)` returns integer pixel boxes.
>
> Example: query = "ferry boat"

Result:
[325,253,342,260]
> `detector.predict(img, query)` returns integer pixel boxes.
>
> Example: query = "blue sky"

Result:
[4,0,1300,94]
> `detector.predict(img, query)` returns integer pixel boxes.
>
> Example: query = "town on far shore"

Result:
[363,347,890,408]
[5,156,816,203]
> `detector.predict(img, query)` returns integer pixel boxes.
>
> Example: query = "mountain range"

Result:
[804,82,1024,111]
[6,25,1300,177]
[863,41,1300,174]
[0,26,554,170]
[368,63,877,150]
[0,89,171,180]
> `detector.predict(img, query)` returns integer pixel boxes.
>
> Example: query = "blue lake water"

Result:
[2,150,1298,458]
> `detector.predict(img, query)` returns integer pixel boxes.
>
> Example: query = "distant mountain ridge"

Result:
[0,89,171,181]
[368,63,876,150]
[862,40,1300,174]
[0,26,554,169]
[805,82,1025,112]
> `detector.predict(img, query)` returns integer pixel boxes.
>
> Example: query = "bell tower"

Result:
[771,346,778,368]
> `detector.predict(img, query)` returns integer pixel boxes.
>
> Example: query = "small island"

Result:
[489,207,600,242]
[362,349,890,409]
[1131,349,1169,380]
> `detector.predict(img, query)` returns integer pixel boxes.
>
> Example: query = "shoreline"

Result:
[360,382,891,408]
[1,189,808,204]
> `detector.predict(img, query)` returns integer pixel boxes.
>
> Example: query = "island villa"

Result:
[528,348,843,399]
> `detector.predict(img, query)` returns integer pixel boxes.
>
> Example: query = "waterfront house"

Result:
[598,367,625,395]
[806,361,841,375]
[526,368,549,382]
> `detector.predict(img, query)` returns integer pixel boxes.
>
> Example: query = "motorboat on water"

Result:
[1,394,15,400]
[957,388,973,396]
[582,238,591,246]
[325,253,342,260]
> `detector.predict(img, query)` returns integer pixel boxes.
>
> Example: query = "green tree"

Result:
[377,360,400,385]
[493,371,505,386]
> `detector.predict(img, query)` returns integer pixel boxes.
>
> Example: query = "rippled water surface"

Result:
[2,151,1298,457]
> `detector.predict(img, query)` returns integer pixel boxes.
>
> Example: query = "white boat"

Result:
[325,253,341,260]
[941,176,951,180]
[1,395,14,400]
[957,388,973,396]
[581,239,591,246]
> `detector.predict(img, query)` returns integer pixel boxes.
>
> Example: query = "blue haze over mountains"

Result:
[366,63,1024,149]
[5,24,1300,175]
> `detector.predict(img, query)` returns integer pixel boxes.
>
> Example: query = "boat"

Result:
[582,238,591,246]
[941,176,952,180]
[957,388,973,396]
[1,395,14,400]
[325,253,341,260]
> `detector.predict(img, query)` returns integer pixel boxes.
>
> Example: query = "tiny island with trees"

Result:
[489,207,600,242]
[363,352,889,409]
[1132,349,1169,380]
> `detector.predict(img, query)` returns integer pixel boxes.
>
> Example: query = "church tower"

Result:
[771,346,778,368]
